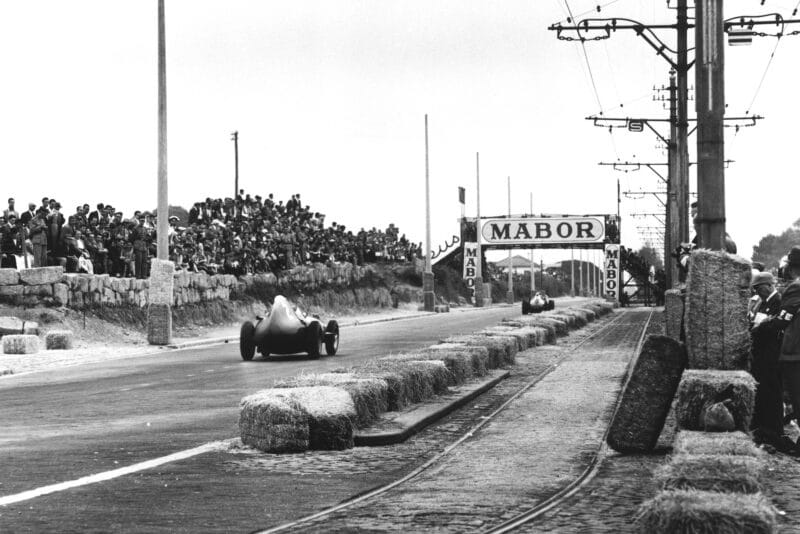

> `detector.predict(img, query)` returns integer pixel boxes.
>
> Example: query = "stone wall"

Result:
[0,263,382,310]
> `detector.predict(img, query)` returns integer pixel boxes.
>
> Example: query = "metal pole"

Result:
[695,0,726,250]
[232,131,239,199]
[156,0,168,261]
[423,115,434,311]
[570,248,575,297]
[676,0,691,274]
[579,249,584,296]
[474,152,484,307]
[666,70,678,289]
[506,177,513,304]
[530,193,535,292]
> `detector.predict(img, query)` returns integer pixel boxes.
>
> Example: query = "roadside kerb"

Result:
[353,369,510,446]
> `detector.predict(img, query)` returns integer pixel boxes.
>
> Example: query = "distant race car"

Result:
[521,291,555,314]
[239,295,339,360]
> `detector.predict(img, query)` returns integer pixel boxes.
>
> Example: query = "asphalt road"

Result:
[0,302,576,532]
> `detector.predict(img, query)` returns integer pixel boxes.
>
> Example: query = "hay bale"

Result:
[2,334,39,354]
[635,489,778,534]
[656,454,765,494]
[676,370,756,432]
[684,249,752,370]
[0,367,12,376]
[239,390,310,452]
[673,431,762,458]
[546,312,578,329]
[410,346,474,385]
[485,325,545,348]
[502,318,558,343]
[444,334,512,368]
[274,373,388,428]
[607,335,687,452]
[573,307,598,321]
[44,330,74,350]
[665,289,685,341]
[424,343,490,377]
[287,386,356,450]
[479,327,530,351]
[358,358,448,408]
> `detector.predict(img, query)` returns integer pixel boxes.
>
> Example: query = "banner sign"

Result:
[604,244,620,303]
[480,216,606,246]
[462,242,478,292]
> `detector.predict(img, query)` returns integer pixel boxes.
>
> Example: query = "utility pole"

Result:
[474,152,484,307]
[530,192,535,292]
[423,115,434,312]
[695,0,726,250]
[570,248,575,297]
[156,0,168,262]
[231,131,239,199]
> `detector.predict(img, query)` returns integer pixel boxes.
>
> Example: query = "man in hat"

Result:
[28,209,48,267]
[749,271,788,451]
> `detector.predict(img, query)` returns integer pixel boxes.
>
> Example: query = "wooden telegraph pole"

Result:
[695,0,726,250]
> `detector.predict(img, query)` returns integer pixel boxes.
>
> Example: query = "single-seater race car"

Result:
[239,295,339,360]
[521,291,555,315]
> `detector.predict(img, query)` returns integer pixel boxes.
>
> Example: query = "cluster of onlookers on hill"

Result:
[0,193,421,278]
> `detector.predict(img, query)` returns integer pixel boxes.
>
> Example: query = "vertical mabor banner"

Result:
[604,244,620,303]
[463,242,478,293]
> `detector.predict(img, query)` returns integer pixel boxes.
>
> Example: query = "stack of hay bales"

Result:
[683,249,752,370]
[619,251,775,531]
[607,335,687,453]
[239,303,614,453]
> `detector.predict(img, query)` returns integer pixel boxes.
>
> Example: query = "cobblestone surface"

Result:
[243,308,653,533]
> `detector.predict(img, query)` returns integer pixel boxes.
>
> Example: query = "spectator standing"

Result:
[776,246,800,455]
[20,203,36,227]
[46,203,65,265]
[28,210,48,267]
[130,218,150,279]
[749,272,789,452]
[0,214,19,268]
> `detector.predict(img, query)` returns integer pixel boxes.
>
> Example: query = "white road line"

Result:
[0,440,229,507]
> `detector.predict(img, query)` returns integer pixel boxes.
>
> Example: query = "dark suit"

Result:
[778,281,800,423]
[751,291,783,440]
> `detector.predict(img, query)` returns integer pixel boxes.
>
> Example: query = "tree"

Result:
[637,244,663,271]
[752,218,800,270]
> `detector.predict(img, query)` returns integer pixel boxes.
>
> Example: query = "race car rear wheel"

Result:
[521,300,530,315]
[324,320,339,356]
[240,321,256,361]
[306,321,322,358]
[547,300,555,311]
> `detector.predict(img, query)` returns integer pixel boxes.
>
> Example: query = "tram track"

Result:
[257,308,652,534]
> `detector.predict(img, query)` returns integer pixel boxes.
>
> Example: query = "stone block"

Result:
[45,330,74,350]
[23,284,53,297]
[2,334,39,354]
[103,288,115,304]
[53,283,69,306]
[147,303,172,345]
[18,266,63,286]
[0,285,23,298]
[96,274,110,290]
[148,259,175,306]
[70,291,85,308]
[0,316,25,335]
[0,269,20,286]
[62,273,80,290]
[78,274,91,293]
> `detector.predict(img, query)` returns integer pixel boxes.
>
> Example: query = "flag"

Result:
[458,186,465,204]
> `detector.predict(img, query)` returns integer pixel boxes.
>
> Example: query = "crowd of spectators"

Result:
[0,192,421,278]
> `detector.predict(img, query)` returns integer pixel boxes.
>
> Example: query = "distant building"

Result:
[490,255,539,275]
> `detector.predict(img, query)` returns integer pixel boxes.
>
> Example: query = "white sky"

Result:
[1,0,798,267]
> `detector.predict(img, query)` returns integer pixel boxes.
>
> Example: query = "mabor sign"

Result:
[604,244,620,302]
[480,216,606,246]
[462,242,478,292]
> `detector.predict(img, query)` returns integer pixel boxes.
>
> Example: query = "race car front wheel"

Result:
[324,320,339,356]
[240,321,256,361]
[307,321,322,358]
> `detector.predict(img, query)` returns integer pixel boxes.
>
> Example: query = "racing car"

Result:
[239,295,339,360]
[521,291,555,314]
